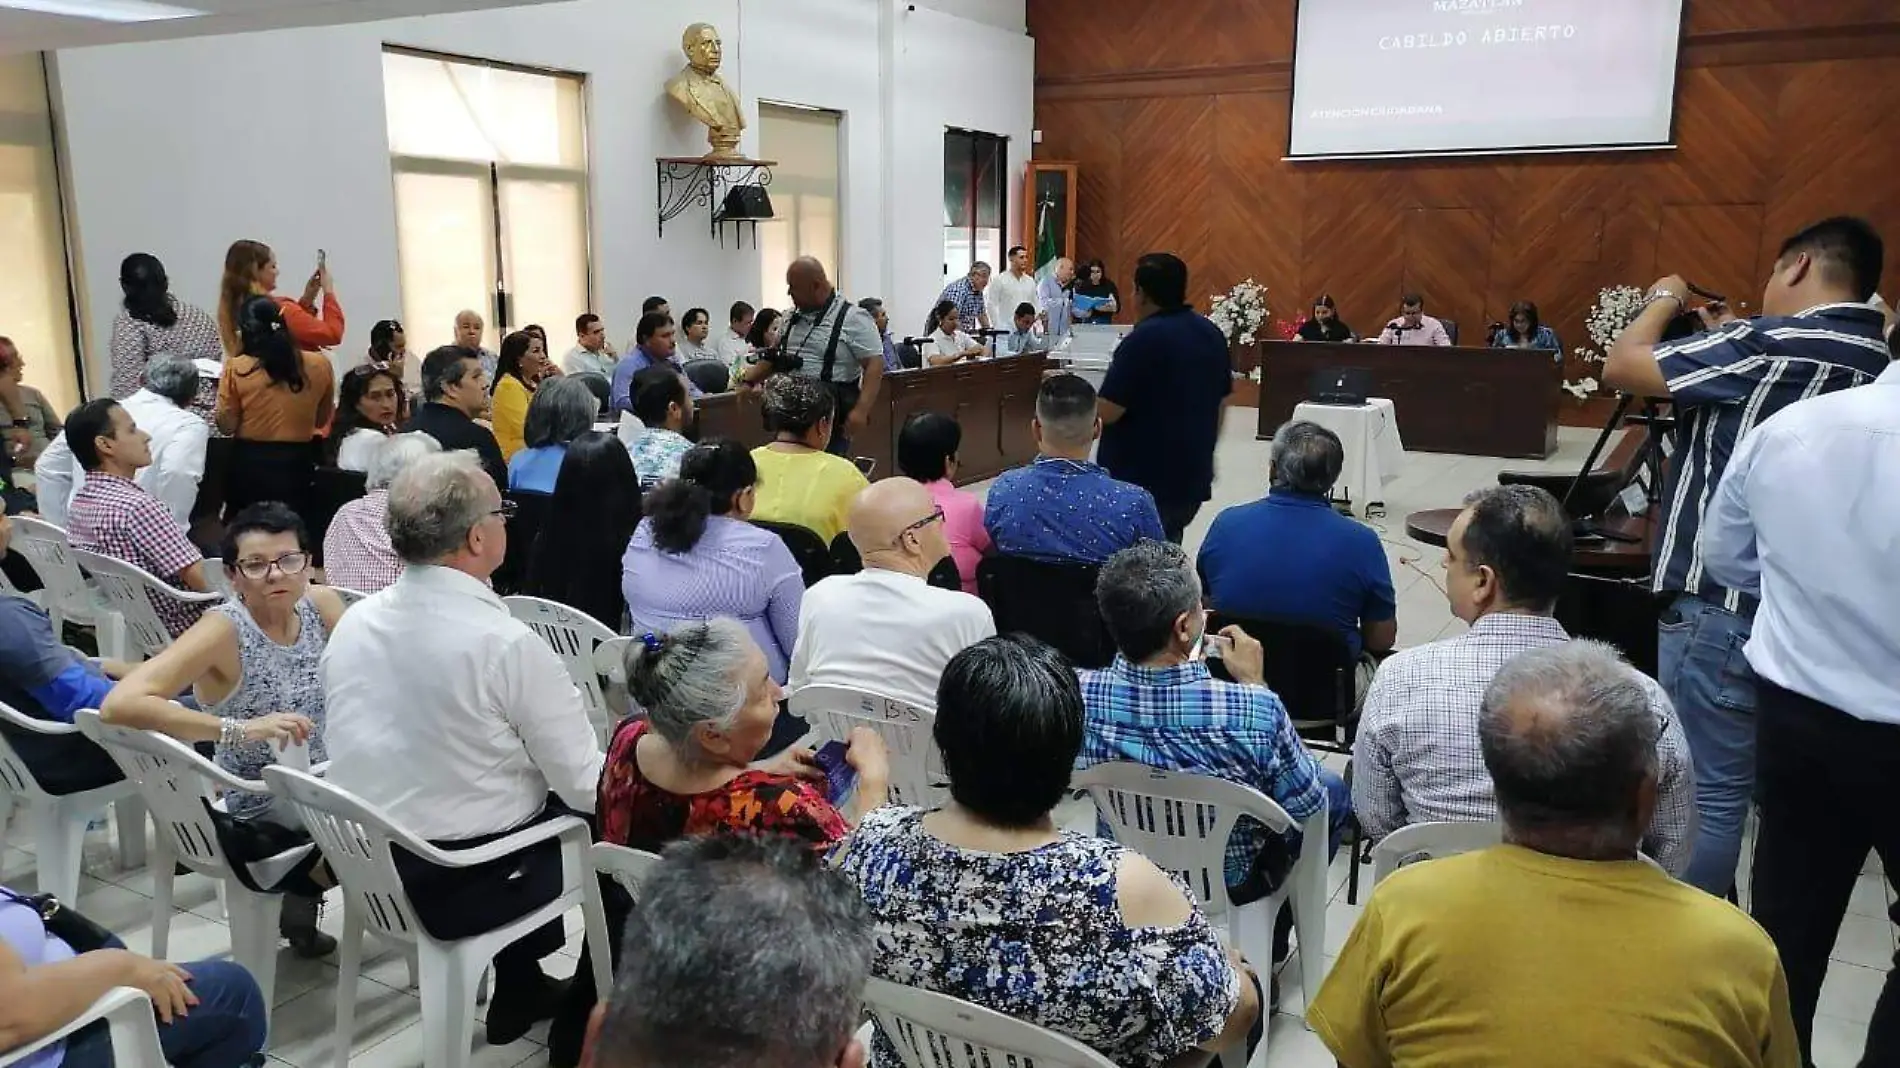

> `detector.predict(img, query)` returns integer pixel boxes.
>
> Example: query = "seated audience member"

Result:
[365,318,407,384]
[0,338,60,468]
[715,301,754,372]
[328,363,407,472]
[1295,294,1354,342]
[1311,642,1800,1067]
[323,451,604,1041]
[610,312,698,413]
[859,297,903,373]
[1491,299,1561,351]
[738,308,782,380]
[0,891,268,1068]
[627,367,696,488]
[676,307,715,363]
[641,295,670,321]
[491,329,550,461]
[403,344,507,491]
[1197,420,1397,693]
[896,412,988,592]
[579,836,874,1068]
[508,375,598,495]
[984,373,1164,565]
[563,313,617,378]
[322,432,440,594]
[453,308,500,379]
[35,357,207,528]
[62,398,214,637]
[788,478,995,711]
[839,635,1260,1067]
[103,503,344,957]
[1352,485,1693,875]
[1000,302,1045,357]
[924,300,986,366]
[1377,292,1452,347]
[524,431,640,631]
[0,506,127,795]
[624,440,803,685]
[1081,541,1349,957]
[216,295,335,518]
[749,374,869,544]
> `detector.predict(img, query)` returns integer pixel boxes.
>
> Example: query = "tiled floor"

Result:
[4,413,1890,1067]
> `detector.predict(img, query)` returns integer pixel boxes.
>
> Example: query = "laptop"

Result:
[1307,366,1373,407]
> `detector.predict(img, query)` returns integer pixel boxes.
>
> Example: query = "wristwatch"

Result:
[1647,288,1685,310]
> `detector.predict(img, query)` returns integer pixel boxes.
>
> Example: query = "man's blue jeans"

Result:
[60,958,266,1068]
[1657,591,1758,896]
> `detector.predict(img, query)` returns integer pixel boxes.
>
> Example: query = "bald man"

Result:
[787,477,994,709]
[750,257,884,458]
[454,309,501,379]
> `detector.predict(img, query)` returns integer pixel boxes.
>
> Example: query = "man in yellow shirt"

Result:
[1311,640,1799,1068]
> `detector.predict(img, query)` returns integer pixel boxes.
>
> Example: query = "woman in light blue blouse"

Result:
[508,375,599,495]
[1491,300,1562,352]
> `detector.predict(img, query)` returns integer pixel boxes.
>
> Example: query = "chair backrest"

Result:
[572,372,612,411]
[975,554,1114,669]
[75,711,241,879]
[862,977,1119,1068]
[325,585,370,607]
[505,595,621,739]
[588,841,661,901]
[259,765,438,948]
[69,549,220,661]
[1205,612,1353,733]
[493,490,552,596]
[9,517,93,619]
[1072,762,1292,918]
[593,635,635,686]
[0,698,81,802]
[1370,820,1504,887]
[786,685,945,809]
[308,467,369,552]
[682,359,731,395]
[830,534,958,590]
[1442,318,1459,345]
[753,520,833,587]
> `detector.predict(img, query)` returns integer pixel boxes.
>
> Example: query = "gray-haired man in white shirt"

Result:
[34,356,208,529]
[321,450,603,1044]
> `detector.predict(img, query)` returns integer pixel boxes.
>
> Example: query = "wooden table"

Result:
[1257,340,1561,458]
[1404,507,1656,574]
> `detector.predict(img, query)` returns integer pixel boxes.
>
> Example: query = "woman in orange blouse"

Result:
[216,239,345,357]
[216,296,334,521]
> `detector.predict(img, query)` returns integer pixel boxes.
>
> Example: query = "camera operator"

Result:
[741,256,884,457]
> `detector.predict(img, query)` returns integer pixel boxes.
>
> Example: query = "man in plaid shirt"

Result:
[1353,485,1696,875]
[1079,541,1350,903]
[62,398,214,637]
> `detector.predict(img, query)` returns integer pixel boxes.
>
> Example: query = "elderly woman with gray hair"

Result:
[320,431,440,593]
[508,374,600,494]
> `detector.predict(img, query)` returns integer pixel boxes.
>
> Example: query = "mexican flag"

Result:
[1034,196,1059,282]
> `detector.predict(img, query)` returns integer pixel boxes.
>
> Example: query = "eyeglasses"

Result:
[891,507,945,546]
[233,552,310,580]
[490,500,519,523]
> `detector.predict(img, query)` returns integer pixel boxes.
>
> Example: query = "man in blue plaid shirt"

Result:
[1079,541,1350,913]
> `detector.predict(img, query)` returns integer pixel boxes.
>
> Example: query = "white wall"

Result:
[50,0,1030,390]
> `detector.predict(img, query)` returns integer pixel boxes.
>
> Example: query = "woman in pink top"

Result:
[898,412,991,592]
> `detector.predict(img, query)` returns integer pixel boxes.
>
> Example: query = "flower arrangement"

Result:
[1565,284,1645,401]
[1208,279,1270,346]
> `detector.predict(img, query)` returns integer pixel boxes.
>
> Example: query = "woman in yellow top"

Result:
[748,374,869,544]
[216,295,335,521]
[490,329,550,460]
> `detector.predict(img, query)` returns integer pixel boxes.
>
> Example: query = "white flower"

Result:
[1208,278,1271,344]
[1562,376,1600,400]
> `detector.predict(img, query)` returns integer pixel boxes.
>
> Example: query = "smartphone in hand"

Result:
[813,740,858,804]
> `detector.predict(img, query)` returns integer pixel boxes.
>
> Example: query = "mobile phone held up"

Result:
[813,740,858,804]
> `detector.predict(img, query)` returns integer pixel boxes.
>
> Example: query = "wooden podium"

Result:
[1256,340,1562,459]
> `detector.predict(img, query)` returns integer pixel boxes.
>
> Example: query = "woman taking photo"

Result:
[101,503,348,958]
[490,329,549,461]
[1072,259,1120,325]
[216,240,344,357]
[1492,300,1562,351]
[108,252,223,415]
[523,431,641,629]
[749,374,868,544]
[216,295,335,519]
[1296,294,1355,342]
[925,301,986,366]
[327,363,407,472]
[509,375,600,495]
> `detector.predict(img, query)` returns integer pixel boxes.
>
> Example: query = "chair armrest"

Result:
[0,713,81,736]
[399,815,591,870]
[0,987,153,1068]
[308,760,331,777]
[166,589,226,608]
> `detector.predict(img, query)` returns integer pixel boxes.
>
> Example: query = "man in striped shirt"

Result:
[1604,215,1891,897]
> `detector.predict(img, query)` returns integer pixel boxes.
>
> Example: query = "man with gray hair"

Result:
[983,373,1163,564]
[320,431,440,593]
[581,835,874,1068]
[1352,484,1695,875]
[33,356,207,527]
[323,450,603,1043]
[1312,641,1798,1067]
[1199,419,1398,699]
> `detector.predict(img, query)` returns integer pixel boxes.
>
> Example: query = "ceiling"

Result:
[0,0,573,55]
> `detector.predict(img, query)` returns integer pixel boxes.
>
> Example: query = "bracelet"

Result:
[1646,289,1685,311]
[219,717,244,748]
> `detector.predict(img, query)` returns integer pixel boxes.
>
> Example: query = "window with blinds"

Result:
[0,54,80,415]
[758,103,844,312]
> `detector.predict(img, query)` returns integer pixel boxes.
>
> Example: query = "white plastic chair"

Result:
[8,517,125,660]
[69,549,222,663]
[505,596,621,744]
[787,685,946,808]
[75,712,289,1022]
[260,765,593,1068]
[1074,762,1328,1060]
[0,987,167,1068]
[862,977,1119,1068]
[1369,820,1504,887]
[0,700,146,905]
[580,842,662,999]
[325,586,370,607]
[593,636,633,684]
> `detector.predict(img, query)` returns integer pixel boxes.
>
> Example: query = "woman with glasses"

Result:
[327,363,408,471]
[101,502,347,959]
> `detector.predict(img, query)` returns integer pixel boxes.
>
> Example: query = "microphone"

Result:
[1387,319,1407,334]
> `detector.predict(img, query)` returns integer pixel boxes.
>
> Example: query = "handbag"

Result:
[0,886,116,953]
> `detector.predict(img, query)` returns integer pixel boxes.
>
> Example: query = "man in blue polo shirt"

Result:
[1096,252,1232,543]
[1199,420,1397,683]
[610,311,701,413]
[1603,215,1892,898]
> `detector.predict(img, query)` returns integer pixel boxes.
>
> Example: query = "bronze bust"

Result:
[665,22,745,159]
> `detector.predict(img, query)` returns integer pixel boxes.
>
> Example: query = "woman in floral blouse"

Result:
[834,634,1262,1068]
[109,252,223,420]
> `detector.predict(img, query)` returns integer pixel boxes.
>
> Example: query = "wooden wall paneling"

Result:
[1298,168,1406,337]
[1209,92,1302,323]
[1685,0,1897,35]
[1034,100,1126,298]
[1763,59,1900,292]
[1402,208,1493,344]
[1655,205,1767,313]
[1117,96,1215,296]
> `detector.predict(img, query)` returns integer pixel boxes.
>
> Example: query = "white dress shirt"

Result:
[987,268,1040,333]
[928,329,982,361]
[716,329,750,371]
[787,567,996,711]
[1702,362,1900,724]
[320,564,604,840]
[563,344,617,378]
[33,389,208,529]
[334,429,385,473]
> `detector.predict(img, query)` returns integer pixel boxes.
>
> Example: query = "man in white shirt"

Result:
[986,245,1041,340]
[716,300,755,371]
[455,308,502,379]
[1376,293,1453,347]
[788,477,995,710]
[34,356,208,528]
[321,450,603,1043]
[562,312,617,377]
[1701,360,1900,1065]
